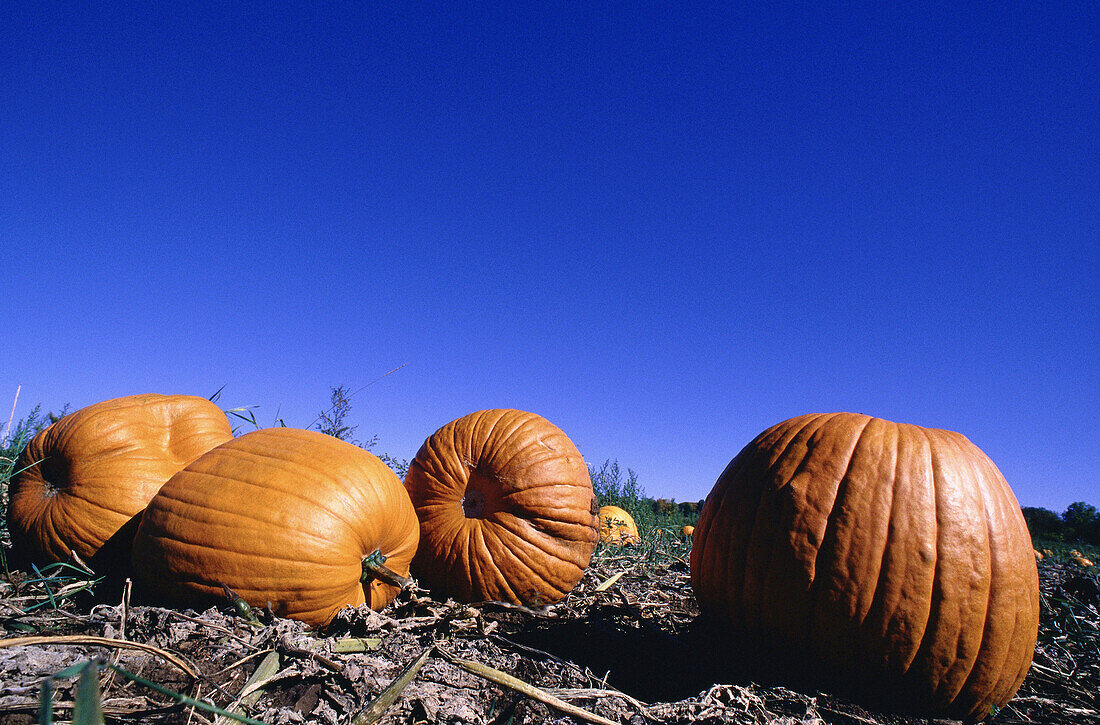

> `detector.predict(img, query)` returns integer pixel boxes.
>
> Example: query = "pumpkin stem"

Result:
[361,550,412,589]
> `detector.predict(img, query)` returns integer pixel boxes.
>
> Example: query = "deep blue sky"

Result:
[4,3,1097,511]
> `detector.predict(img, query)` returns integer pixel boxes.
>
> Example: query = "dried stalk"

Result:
[435,647,618,725]
[594,571,626,592]
[0,635,197,679]
[352,646,433,725]
[3,384,19,441]
[213,650,281,725]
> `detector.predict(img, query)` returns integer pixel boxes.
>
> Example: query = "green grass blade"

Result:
[52,661,93,680]
[38,677,54,725]
[107,663,271,725]
[74,661,105,725]
[24,585,100,613]
[226,407,260,423]
[5,455,44,480]
[3,620,38,633]
[36,566,59,609]
[38,560,98,577]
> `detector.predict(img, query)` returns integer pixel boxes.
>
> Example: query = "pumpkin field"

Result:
[1,396,1098,724]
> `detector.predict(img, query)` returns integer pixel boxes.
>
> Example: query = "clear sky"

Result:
[3,3,1097,512]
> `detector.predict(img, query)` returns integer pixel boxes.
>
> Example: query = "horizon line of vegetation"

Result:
[3,386,1097,547]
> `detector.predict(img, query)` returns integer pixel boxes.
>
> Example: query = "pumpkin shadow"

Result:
[3,512,146,614]
[84,510,147,600]
[514,608,974,720]
[510,611,912,716]
[508,607,773,703]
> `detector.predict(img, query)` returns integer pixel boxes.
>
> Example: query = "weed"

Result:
[589,459,698,556]
[316,384,376,449]
[2,394,70,571]
[312,384,409,479]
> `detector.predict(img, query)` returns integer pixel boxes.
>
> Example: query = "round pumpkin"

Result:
[404,409,599,605]
[598,505,641,546]
[132,427,419,627]
[8,393,232,566]
[691,412,1039,722]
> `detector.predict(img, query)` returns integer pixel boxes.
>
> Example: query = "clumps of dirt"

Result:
[1,547,1098,724]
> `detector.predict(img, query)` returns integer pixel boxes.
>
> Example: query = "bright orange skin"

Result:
[8,394,232,566]
[691,413,1039,722]
[598,505,640,545]
[133,428,419,627]
[405,409,599,605]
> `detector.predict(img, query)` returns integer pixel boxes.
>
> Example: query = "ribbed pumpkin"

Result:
[132,427,419,627]
[404,409,599,605]
[598,505,640,545]
[8,394,232,566]
[691,412,1039,722]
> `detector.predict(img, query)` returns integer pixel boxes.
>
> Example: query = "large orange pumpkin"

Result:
[8,394,232,566]
[132,427,419,627]
[691,412,1039,722]
[404,409,599,605]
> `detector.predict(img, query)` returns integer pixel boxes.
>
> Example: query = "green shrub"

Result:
[589,459,700,544]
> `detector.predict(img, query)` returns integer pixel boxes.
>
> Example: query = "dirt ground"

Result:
[1,544,1097,725]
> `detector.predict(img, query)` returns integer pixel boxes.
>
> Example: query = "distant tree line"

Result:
[1022,502,1100,544]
